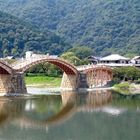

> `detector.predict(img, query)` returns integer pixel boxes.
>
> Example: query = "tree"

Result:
[113,67,140,82]
[3,49,9,57]
[68,46,93,59]
[60,52,82,66]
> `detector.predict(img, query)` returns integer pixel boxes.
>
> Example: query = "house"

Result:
[131,56,140,64]
[99,54,130,64]
[87,56,100,64]
[25,51,34,59]
[5,56,15,59]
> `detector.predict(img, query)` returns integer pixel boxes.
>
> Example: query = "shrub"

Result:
[114,82,130,90]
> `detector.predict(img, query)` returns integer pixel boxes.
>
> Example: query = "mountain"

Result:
[0,0,140,56]
[0,11,70,57]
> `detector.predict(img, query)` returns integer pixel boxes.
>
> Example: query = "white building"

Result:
[100,54,130,64]
[94,54,133,67]
[131,56,140,64]
[25,51,33,59]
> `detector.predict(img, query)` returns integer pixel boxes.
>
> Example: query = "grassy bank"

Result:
[113,82,140,95]
[25,75,62,87]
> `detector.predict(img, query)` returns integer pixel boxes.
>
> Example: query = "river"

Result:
[0,89,140,140]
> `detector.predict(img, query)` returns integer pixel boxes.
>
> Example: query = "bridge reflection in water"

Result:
[0,90,112,128]
[0,91,140,140]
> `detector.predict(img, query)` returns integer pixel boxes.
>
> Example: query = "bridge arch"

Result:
[12,58,79,90]
[83,66,113,87]
[0,61,15,94]
[15,58,78,75]
[0,60,13,74]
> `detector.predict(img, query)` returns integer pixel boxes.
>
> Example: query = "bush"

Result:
[114,82,130,90]
[110,77,120,86]
[135,79,140,84]
[113,67,140,82]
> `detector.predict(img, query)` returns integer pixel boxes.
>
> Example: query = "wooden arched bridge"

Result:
[0,54,112,95]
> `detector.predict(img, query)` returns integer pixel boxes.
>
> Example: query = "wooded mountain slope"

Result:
[0,11,70,57]
[0,0,140,56]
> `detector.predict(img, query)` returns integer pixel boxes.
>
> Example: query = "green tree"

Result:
[3,49,9,57]
[60,52,82,66]
[68,46,93,59]
[113,67,140,82]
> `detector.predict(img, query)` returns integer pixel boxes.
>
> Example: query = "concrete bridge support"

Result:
[77,73,89,89]
[61,73,79,90]
[10,73,27,94]
[0,74,12,94]
[0,73,27,95]
[61,72,90,90]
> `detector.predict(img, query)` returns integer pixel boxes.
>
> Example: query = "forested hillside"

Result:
[0,11,70,57]
[0,0,140,56]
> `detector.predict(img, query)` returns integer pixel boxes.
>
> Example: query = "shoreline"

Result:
[27,83,140,94]
[1,84,140,97]
[0,86,114,97]
[112,83,140,95]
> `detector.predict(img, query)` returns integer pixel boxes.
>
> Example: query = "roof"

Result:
[132,56,140,60]
[5,56,14,59]
[100,54,130,61]
[87,56,101,60]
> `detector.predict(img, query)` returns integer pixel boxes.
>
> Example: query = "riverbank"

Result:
[25,75,61,87]
[113,82,140,95]
[25,75,140,95]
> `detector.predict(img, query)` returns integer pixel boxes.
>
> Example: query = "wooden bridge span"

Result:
[0,54,112,95]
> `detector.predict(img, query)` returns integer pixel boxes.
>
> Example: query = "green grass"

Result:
[113,82,140,95]
[114,82,130,90]
[113,82,132,95]
[25,75,62,87]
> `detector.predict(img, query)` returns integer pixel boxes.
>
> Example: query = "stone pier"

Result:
[61,72,79,90]
[0,73,27,95]
[10,73,27,94]
[0,74,11,94]
[61,72,89,90]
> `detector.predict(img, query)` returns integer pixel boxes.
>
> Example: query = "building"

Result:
[87,54,133,67]
[87,56,100,64]
[25,51,33,59]
[131,56,140,64]
[99,54,130,64]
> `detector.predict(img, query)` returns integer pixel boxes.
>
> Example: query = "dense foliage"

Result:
[113,67,140,83]
[68,46,93,59]
[0,0,140,56]
[26,63,63,77]
[0,11,70,57]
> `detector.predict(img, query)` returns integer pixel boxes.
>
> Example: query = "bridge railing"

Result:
[76,64,112,71]
[0,58,13,68]
[76,64,99,71]
[11,55,59,70]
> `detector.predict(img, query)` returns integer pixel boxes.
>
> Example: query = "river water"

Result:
[0,89,140,140]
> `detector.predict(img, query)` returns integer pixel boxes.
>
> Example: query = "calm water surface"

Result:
[0,90,140,140]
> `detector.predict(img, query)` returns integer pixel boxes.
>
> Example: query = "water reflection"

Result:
[61,90,112,111]
[0,90,112,128]
[0,98,26,125]
[0,91,140,140]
